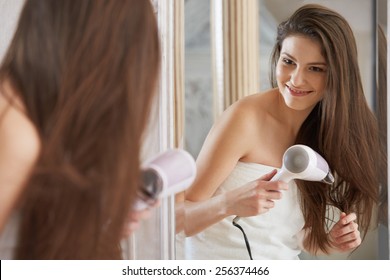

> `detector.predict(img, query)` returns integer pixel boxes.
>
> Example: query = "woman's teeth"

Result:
[287,85,311,95]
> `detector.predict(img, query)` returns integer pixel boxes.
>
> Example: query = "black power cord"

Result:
[232,216,253,260]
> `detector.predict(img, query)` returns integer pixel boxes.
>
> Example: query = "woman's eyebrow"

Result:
[281,52,327,66]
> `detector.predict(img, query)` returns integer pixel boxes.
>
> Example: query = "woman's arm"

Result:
[0,92,41,233]
[179,98,287,236]
[182,170,286,236]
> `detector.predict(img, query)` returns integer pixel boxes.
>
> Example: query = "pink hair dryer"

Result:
[233,145,333,223]
[134,149,196,210]
[271,144,334,184]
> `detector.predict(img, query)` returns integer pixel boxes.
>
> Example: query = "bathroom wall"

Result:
[0,0,25,63]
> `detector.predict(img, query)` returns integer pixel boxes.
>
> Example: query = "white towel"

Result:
[178,161,305,260]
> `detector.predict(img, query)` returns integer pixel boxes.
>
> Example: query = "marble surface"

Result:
[184,0,213,157]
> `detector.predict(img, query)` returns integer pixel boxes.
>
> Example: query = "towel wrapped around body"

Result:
[177,161,305,260]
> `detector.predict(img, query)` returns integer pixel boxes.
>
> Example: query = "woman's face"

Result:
[276,35,327,111]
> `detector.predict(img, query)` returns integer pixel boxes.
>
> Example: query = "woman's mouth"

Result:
[286,85,313,96]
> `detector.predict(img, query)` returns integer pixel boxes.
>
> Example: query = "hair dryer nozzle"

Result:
[321,170,334,184]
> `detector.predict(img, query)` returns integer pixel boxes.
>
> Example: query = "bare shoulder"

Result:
[221,89,277,131]
[206,89,278,152]
[0,84,41,176]
[0,83,41,230]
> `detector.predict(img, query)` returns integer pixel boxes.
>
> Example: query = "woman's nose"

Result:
[290,68,305,87]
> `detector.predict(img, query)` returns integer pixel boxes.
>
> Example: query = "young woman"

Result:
[179,4,381,259]
[0,0,160,259]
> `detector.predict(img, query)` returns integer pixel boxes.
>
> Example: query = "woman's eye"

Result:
[282,58,294,65]
[310,66,325,72]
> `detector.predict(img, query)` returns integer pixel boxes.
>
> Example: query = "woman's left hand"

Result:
[121,200,160,238]
[328,212,361,252]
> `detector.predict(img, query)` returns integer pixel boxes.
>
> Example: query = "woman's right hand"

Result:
[180,169,288,237]
[225,169,288,217]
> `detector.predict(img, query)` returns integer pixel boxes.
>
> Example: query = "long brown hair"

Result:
[0,0,160,259]
[270,4,381,253]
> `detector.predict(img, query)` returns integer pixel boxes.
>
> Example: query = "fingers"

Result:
[332,223,360,243]
[230,171,288,217]
[131,200,160,220]
[263,190,283,200]
[122,210,151,238]
[261,199,276,210]
[330,212,361,252]
[253,176,288,208]
[331,227,361,251]
[123,221,140,237]
[339,212,357,225]
[332,212,357,232]
[258,169,289,190]
[259,169,278,181]
[251,183,286,214]
[250,200,275,215]
[255,177,288,192]
[122,200,160,238]
[252,182,285,201]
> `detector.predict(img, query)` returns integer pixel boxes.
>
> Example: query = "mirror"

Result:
[181,0,389,260]
[377,0,389,260]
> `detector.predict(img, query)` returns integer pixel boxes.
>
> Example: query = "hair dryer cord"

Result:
[232,218,253,260]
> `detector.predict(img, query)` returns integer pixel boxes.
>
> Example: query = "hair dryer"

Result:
[233,145,333,224]
[271,144,334,184]
[134,149,196,210]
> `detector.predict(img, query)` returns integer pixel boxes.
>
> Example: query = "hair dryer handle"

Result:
[270,169,293,183]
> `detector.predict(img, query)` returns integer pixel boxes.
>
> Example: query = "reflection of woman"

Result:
[0,0,160,259]
[179,4,381,259]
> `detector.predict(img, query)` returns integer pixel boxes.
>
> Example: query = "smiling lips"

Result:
[286,84,313,96]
